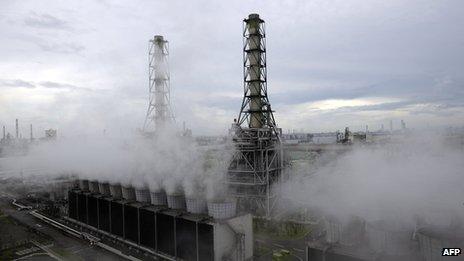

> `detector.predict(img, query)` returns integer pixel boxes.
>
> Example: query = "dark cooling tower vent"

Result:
[151,191,167,206]
[186,198,207,214]
[135,188,151,203]
[98,182,111,196]
[208,200,236,219]
[167,194,186,210]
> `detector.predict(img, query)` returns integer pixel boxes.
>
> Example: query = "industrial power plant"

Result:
[0,7,463,261]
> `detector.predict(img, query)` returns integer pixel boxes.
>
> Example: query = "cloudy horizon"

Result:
[1,0,463,137]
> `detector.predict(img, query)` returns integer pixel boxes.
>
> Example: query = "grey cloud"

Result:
[408,103,464,117]
[273,85,372,105]
[1,1,463,134]
[330,98,464,117]
[273,74,464,107]
[335,101,416,113]
[0,79,35,88]
[39,81,90,91]
[36,42,85,54]
[23,12,69,30]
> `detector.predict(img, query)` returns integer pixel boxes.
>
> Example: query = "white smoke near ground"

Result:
[281,133,464,229]
[0,124,233,200]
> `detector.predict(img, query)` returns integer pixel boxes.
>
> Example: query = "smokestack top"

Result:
[153,35,164,41]
[248,13,259,19]
[246,13,264,23]
[248,13,260,19]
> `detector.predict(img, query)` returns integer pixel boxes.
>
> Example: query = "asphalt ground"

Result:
[0,194,126,261]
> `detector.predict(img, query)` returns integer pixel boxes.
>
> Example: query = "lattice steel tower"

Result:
[143,35,174,132]
[227,14,283,217]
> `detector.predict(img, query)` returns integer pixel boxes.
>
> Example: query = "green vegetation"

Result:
[0,248,15,260]
[254,218,311,240]
[272,249,292,261]
[0,215,13,224]
[255,244,272,256]
[52,246,73,258]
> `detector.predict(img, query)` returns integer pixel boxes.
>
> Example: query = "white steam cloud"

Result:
[281,133,464,229]
[0,125,233,200]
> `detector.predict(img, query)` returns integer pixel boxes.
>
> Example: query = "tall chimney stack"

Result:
[30,124,33,141]
[2,126,5,140]
[15,119,19,139]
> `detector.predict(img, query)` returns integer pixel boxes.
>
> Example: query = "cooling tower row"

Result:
[75,179,236,219]
[68,179,252,261]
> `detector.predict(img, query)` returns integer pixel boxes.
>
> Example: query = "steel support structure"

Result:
[143,35,174,132]
[227,14,283,217]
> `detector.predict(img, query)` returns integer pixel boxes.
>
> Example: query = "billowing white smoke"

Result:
[281,133,464,228]
[0,125,233,200]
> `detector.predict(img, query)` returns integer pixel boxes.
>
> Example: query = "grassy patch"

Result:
[0,249,15,260]
[255,244,272,256]
[52,246,72,257]
[254,218,312,240]
[0,215,12,224]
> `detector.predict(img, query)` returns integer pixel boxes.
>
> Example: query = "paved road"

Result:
[0,195,126,261]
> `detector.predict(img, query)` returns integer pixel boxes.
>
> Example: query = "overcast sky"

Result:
[1,0,463,136]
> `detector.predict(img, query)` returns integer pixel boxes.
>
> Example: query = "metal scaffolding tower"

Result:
[143,35,174,132]
[227,14,283,217]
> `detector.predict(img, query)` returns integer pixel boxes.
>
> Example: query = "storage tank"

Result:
[417,226,464,261]
[208,200,237,219]
[186,198,207,214]
[78,179,89,191]
[98,182,111,196]
[150,191,167,206]
[109,183,122,199]
[89,180,100,193]
[135,188,151,203]
[122,185,136,201]
[323,216,365,246]
[366,220,413,255]
[323,218,342,244]
[167,194,186,210]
